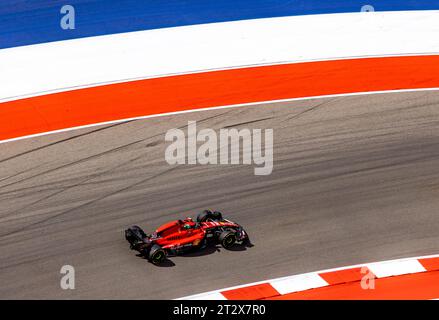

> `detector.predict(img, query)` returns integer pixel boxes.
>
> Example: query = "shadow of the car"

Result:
[155,258,176,267]
[181,242,254,256]
[134,242,254,266]
[136,253,176,267]
[226,243,248,252]
[179,245,221,257]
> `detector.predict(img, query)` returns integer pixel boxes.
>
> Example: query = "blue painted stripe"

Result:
[1,0,438,49]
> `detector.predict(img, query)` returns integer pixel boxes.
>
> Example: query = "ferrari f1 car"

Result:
[124,210,251,265]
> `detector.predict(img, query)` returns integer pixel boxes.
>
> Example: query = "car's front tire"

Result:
[212,211,223,221]
[196,210,212,222]
[197,210,223,222]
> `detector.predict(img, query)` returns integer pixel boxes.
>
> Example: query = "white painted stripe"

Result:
[270,274,328,295]
[1,11,438,102]
[177,253,439,299]
[177,292,226,300]
[2,88,439,146]
[367,259,427,278]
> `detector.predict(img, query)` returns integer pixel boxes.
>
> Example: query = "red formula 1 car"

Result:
[124,210,251,265]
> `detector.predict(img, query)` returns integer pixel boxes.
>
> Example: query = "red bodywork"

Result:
[125,213,250,265]
[151,218,240,250]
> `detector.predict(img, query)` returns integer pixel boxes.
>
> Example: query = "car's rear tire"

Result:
[212,211,223,221]
[219,231,236,249]
[148,244,166,265]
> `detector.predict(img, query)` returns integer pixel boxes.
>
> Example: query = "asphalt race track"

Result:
[1,91,439,299]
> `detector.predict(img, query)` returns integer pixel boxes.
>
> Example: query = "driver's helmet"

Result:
[183,223,192,230]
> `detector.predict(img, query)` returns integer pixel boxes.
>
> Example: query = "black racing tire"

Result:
[148,244,166,265]
[196,210,213,222]
[219,231,236,249]
[212,211,223,221]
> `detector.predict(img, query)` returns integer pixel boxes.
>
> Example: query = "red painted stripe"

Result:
[319,267,375,285]
[266,271,439,300]
[419,257,439,272]
[222,283,279,300]
[1,55,439,142]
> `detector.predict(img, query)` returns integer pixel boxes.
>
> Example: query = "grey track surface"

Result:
[1,91,439,299]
